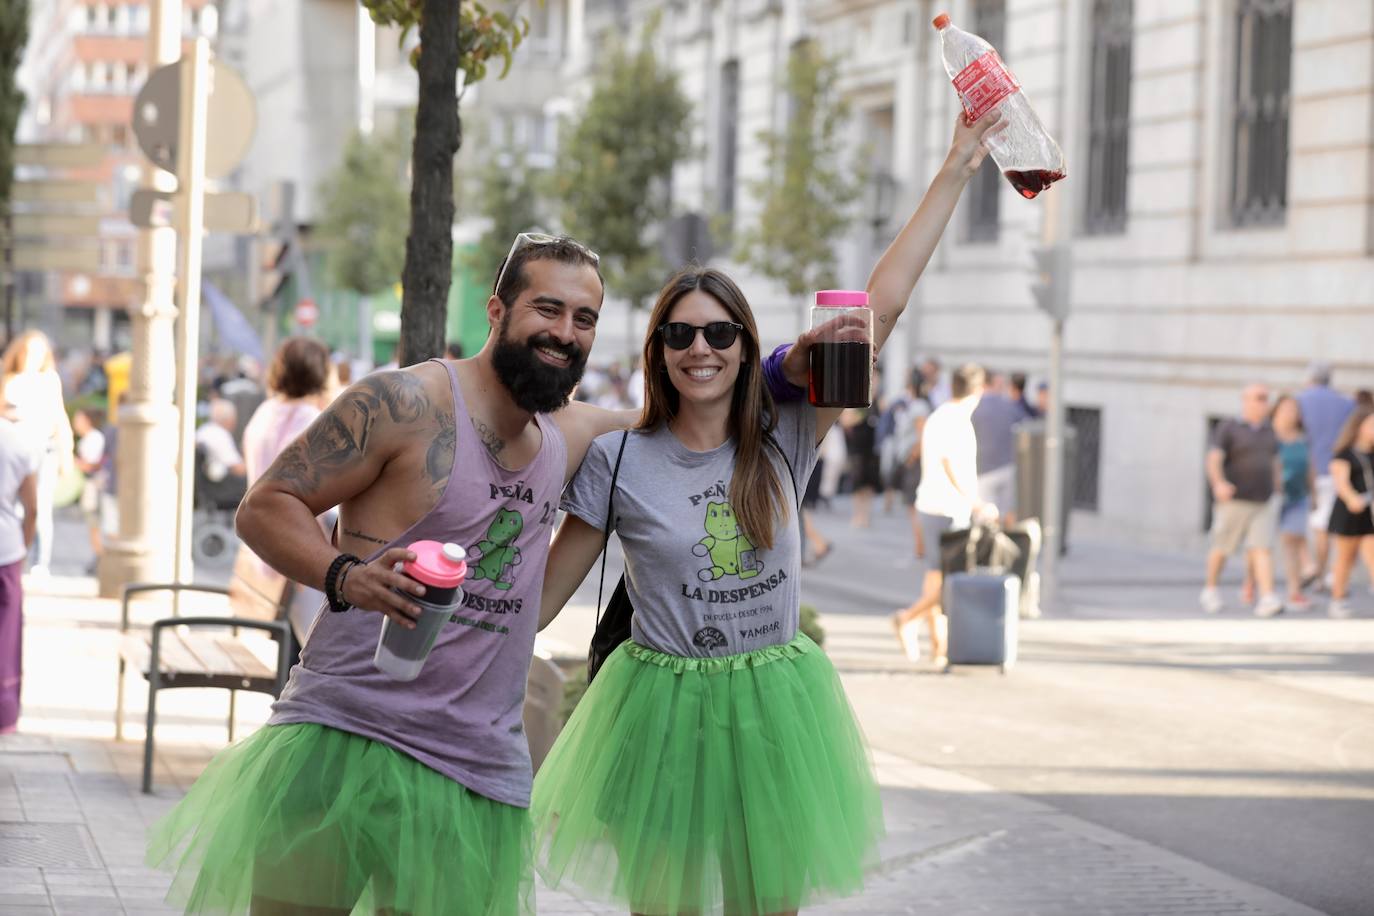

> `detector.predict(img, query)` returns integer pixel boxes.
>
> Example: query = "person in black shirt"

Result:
[1326,405,1374,619]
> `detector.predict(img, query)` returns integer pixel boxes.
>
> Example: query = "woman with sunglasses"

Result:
[532,109,1005,916]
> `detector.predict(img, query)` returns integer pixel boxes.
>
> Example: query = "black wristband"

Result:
[325,553,363,613]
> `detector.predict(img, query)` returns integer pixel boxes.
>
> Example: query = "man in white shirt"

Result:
[892,363,994,665]
[196,398,246,484]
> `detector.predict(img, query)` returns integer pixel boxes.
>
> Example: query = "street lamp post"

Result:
[98,0,182,597]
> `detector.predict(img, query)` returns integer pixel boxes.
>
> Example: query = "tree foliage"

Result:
[554,22,693,309]
[362,0,531,85]
[316,129,411,296]
[0,0,29,204]
[462,151,542,294]
[739,41,861,298]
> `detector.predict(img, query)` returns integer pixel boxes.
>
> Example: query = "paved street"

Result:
[1,503,1371,914]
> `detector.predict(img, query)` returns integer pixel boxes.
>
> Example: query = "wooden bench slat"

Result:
[157,632,212,678]
[177,629,240,676]
[214,634,277,681]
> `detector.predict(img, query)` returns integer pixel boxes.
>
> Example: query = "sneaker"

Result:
[899,619,924,662]
[891,612,921,662]
[1254,594,1284,618]
[1199,587,1223,614]
[1286,594,1313,613]
[1329,599,1353,620]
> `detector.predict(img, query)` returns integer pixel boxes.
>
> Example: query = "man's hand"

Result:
[1212,480,1236,503]
[339,546,427,630]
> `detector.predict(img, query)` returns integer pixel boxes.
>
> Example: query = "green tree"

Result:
[554,21,693,311]
[316,129,411,297]
[739,41,861,299]
[0,0,25,204]
[361,0,532,365]
[0,0,28,339]
[462,151,542,296]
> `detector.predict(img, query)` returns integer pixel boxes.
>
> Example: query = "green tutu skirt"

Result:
[531,632,883,915]
[147,723,532,915]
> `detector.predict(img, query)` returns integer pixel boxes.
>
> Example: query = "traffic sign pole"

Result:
[172,38,212,609]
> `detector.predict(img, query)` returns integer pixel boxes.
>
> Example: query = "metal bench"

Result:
[115,547,296,793]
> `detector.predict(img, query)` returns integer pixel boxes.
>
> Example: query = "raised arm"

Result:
[782,108,1007,442]
[236,371,432,626]
[539,513,607,631]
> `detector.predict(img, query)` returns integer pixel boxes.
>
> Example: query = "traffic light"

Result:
[1030,244,1072,321]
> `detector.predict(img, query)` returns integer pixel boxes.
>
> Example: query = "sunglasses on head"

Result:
[494,232,601,296]
[658,321,744,351]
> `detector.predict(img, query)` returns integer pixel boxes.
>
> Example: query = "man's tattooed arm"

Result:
[265,370,430,499]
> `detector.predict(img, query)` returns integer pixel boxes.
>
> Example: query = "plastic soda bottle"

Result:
[933,11,1067,199]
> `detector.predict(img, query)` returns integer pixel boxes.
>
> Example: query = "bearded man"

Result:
[148,235,634,915]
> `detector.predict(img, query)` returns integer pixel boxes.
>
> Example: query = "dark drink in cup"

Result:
[808,340,873,407]
[808,290,874,408]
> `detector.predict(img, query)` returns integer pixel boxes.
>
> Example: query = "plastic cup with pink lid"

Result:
[373,540,467,681]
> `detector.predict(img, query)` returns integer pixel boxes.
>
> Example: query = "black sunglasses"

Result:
[658,321,744,351]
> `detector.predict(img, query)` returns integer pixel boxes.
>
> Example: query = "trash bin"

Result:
[1014,419,1076,555]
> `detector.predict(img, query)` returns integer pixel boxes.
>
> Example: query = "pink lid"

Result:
[815,290,869,307]
[403,540,467,587]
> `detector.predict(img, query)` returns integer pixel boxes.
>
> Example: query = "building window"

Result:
[1084,0,1132,235]
[964,0,1004,243]
[1067,406,1101,512]
[1230,0,1291,227]
[718,60,740,219]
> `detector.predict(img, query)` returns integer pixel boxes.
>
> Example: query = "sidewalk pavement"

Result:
[0,566,1341,915]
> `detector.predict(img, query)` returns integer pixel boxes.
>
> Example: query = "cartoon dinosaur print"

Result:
[691,501,763,582]
[468,509,524,591]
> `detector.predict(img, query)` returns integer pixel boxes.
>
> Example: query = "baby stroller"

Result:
[193,445,247,568]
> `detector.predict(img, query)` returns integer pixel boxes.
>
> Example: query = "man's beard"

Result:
[491,316,586,414]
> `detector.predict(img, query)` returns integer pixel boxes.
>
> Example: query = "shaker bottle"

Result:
[373,541,467,681]
[808,290,874,408]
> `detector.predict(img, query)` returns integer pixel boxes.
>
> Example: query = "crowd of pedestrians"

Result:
[1201,362,1369,618]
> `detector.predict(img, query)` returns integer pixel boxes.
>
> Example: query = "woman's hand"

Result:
[1343,492,1370,514]
[779,312,870,389]
[943,108,1008,181]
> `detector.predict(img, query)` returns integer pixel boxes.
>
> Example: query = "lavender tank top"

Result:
[269,359,567,807]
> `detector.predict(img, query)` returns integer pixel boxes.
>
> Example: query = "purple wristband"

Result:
[763,344,806,403]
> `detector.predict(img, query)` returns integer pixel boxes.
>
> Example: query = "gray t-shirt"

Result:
[0,419,40,567]
[563,401,817,657]
[971,393,1022,474]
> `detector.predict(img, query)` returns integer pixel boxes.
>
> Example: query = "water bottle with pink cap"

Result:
[373,540,468,681]
[808,290,873,408]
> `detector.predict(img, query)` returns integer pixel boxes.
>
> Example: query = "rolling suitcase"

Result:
[943,571,1020,672]
[1004,519,1043,619]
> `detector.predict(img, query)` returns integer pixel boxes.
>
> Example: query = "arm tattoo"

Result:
[471,418,505,459]
[265,370,433,495]
[426,409,457,494]
[879,314,890,325]
[344,527,388,547]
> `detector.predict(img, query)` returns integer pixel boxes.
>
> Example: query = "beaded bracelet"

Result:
[325,553,363,613]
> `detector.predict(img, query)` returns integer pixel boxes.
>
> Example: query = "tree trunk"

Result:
[398,0,461,367]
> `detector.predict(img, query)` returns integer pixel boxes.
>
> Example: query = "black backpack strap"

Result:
[765,430,801,513]
[594,431,631,627]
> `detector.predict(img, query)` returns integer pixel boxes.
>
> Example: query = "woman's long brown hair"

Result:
[1332,404,1374,458]
[638,267,788,550]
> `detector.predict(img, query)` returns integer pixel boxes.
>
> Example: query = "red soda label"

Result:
[952,50,1020,121]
